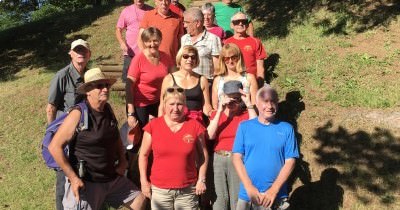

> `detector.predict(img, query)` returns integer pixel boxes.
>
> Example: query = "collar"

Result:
[152,8,173,19]
[69,63,84,82]
[187,29,207,45]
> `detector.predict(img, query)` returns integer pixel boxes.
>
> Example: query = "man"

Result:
[181,7,222,83]
[214,0,254,38]
[48,68,146,210]
[225,12,267,85]
[46,38,90,210]
[232,85,299,210]
[139,0,184,62]
[116,0,153,82]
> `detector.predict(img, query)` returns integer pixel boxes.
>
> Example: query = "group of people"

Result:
[45,0,299,210]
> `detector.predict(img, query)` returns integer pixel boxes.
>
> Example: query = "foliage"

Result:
[31,3,64,21]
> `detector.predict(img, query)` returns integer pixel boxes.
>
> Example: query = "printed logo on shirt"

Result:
[182,134,195,144]
[243,45,253,52]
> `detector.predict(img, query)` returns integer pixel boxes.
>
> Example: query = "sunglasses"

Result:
[232,19,249,26]
[228,97,241,104]
[223,55,239,62]
[182,54,196,60]
[93,83,111,89]
[166,87,184,93]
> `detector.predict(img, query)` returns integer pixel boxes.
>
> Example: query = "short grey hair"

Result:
[201,3,215,14]
[231,11,249,21]
[255,84,279,103]
[184,7,204,22]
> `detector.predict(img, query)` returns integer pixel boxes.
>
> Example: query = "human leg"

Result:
[55,170,65,210]
[122,55,133,83]
[227,156,241,210]
[151,185,175,210]
[174,185,198,210]
[104,176,145,210]
[212,153,229,210]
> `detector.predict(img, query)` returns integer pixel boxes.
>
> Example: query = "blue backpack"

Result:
[41,102,89,170]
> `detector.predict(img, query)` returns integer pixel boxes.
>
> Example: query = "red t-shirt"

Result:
[144,117,206,188]
[224,37,267,75]
[140,9,184,63]
[210,110,249,151]
[128,52,173,107]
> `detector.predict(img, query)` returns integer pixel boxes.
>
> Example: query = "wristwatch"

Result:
[127,112,135,117]
[247,105,255,109]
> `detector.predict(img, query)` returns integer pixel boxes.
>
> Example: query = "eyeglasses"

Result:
[182,54,196,60]
[232,19,249,26]
[93,83,111,89]
[166,87,184,93]
[223,55,239,62]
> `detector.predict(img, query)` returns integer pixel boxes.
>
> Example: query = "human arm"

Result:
[207,94,230,139]
[158,75,173,117]
[212,55,219,74]
[211,76,220,110]
[195,132,208,195]
[232,153,262,204]
[200,76,213,117]
[259,158,296,208]
[126,76,138,127]
[256,59,265,83]
[48,109,84,201]
[46,103,57,124]
[115,27,128,54]
[137,28,145,51]
[138,131,152,198]
[239,89,257,119]
[247,74,258,106]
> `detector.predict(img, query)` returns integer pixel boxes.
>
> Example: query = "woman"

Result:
[201,3,225,40]
[127,27,174,128]
[49,68,146,210]
[212,43,258,110]
[159,45,212,123]
[139,87,208,210]
[207,80,257,210]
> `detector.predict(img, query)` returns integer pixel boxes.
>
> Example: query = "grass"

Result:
[0,0,400,209]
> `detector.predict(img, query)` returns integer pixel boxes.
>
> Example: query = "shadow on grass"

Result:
[277,91,312,192]
[290,168,344,210]
[264,53,280,84]
[0,4,119,81]
[312,121,400,204]
[246,0,400,38]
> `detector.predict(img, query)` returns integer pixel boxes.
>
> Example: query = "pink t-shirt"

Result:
[128,52,173,107]
[210,111,249,151]
[116,4,153,56]
[224,37,267,75]
[207,24,225,40]
[144,117,205,188]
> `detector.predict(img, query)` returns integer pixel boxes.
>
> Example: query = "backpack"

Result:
[41,102,89,170]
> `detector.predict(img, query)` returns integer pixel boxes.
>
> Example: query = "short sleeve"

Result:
[143,119,154,134]
[116,8,127,29]
[48,73,64,108]
[232,122,245,155]
[127,53,142,79]
[255,38,267,60]
[211,36,222,56]
[284,125,299,159]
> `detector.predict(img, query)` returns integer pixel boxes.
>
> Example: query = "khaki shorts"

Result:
[151,185,198,210]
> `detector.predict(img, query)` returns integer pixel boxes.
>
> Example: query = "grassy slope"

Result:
[0,1,399,209]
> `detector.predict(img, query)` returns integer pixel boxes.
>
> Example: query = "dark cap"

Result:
[223,80,243,95]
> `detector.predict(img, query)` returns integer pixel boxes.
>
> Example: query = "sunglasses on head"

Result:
[166,87,184,93]
[182,54,196,60]
[93,82,111,89]
[232,19,249,26]
[223,55,239,62]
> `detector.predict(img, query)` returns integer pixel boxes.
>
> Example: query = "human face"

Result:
[183,15,199,36]
[231,14,248,34]
[87,81,111,102]
[226,93,241,110]
[70,45,90,66]
[180,51,197,70]
[155,0,171,15]
[256,91,278,122]
[223,52,239,71]
[143,36,161,53]
[164,96,185,121]
[134,0,145,8]
[202,10,214,28]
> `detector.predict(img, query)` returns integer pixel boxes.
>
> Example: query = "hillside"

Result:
[0,1,399,209]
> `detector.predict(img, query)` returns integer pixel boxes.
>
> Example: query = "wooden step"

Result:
[100,64,123,72]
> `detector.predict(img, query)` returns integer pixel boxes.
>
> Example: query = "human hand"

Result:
[260,187,278,208]
[218,95,231,111]
[195,180,207,195]
[70,177,85,201]
[127,115,138,128]
[246,185,262,205]
[239,89,251,107]
[120,42,128,53]
[141,180,152,199]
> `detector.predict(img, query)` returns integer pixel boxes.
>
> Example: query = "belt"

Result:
[215,150,232,157]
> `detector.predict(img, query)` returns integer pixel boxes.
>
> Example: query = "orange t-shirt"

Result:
[140,9,184,63]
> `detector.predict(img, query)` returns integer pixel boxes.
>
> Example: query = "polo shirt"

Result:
[48,63,85,117]
[181,30,222,79]
[140,9,184,63]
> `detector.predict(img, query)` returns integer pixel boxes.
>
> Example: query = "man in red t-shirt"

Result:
[169,0,186,17]
[224,12,267,85]
[138,0,184,63]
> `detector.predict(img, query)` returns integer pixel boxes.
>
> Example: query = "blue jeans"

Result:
[122,55,133,83]
[213,152,240,210]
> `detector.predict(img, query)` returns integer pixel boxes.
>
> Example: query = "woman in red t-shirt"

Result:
[126,27,174,129]
[207,80,257,210]
[139,87,209,210]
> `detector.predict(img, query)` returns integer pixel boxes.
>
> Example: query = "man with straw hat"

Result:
[49,68,146,210]
[46,38,91,210]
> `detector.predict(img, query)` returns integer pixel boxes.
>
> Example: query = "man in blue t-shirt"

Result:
[232,85,299,210]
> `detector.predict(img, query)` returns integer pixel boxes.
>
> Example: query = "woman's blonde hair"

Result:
[214,43,246,76]
[176,45,200,68]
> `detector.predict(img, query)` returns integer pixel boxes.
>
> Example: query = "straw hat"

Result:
[77,68,116,94]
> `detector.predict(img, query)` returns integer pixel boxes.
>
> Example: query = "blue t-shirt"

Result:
[232,118,299,202]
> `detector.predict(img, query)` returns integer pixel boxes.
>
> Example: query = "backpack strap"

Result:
[69,101,89,131]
